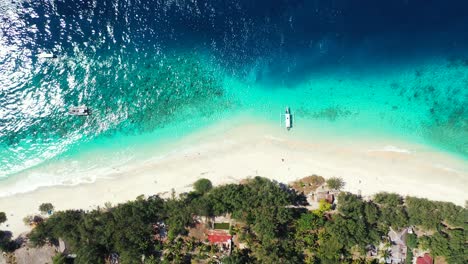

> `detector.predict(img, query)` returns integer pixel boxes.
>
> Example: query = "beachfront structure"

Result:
[316,191,335,204]
[309,189,335,204]
[416,253,433,264]
[189,214,233,253]
[366,245,378,257]
[207,230,233,255]
[207,230,232,248]
[387,227,408,263]
[306,185,337,210]
[407,226,414,234]
[153,222,168,242]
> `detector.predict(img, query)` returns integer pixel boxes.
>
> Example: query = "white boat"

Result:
[69,105,90,116]
[37,53,55,58]
[285,107,292,130]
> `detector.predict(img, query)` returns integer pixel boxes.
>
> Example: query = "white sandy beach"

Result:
[0,117,467,237]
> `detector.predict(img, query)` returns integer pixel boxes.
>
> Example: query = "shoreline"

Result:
[1,116,467,237]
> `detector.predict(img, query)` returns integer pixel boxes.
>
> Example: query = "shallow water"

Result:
[1,0,467,192]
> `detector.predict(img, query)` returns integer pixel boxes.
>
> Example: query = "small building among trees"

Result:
[207,230,232,251]
[416,253,433,264]
[387,227,408,264]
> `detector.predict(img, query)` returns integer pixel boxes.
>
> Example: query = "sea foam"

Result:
[368,145,412,154]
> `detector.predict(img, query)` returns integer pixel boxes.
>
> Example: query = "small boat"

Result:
[37,53,55,58]
[69,105,90,116]
[285,107,292,130]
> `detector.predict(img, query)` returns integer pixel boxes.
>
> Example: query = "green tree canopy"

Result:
[26,177,466,264]
[406,233,418,249]
[326,177,345,190]
[30,196,166,263]
[371,193,409,230]
[294,212,325,252]
[0,212,18,252]
[193,178,213,194]
[52,253,67,264]
[39,203,55,214]
[0,212,6,224]
[405,196,467,229]
[373,192,403,207]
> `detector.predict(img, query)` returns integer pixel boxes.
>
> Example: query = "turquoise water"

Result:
[227,58,468,148]
[1,0,467,192]
[223,57,468,156]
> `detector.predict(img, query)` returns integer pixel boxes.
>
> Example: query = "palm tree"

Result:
[380,248,391,263]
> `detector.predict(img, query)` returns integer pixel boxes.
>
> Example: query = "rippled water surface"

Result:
[1,0,467,185]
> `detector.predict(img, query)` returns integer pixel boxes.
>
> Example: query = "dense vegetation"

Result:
[0,212,18,252]
[405,197,467,264]
[9,177,467,264]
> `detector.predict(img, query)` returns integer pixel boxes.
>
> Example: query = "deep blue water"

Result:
[1,0,467,183]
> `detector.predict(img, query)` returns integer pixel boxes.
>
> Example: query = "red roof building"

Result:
[207,230,232,245]
[416,254,433,264]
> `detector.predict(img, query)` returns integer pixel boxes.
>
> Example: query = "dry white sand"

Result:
[0,117,467,237]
